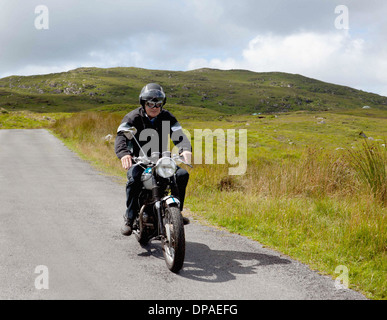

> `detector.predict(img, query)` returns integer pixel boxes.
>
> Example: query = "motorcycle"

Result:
[120,125,192,273]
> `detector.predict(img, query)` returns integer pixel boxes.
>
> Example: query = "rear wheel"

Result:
[162,206,185,273]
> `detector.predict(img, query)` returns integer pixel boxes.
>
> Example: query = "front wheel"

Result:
[162,206,185,273]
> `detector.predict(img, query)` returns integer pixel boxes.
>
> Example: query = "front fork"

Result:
[152,175,181,239]
[152,176,165,237]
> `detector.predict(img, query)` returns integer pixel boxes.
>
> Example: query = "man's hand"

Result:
[121,155,133,170]
[180,151,192,165]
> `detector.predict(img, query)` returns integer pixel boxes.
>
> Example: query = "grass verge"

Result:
[0,109,61,129]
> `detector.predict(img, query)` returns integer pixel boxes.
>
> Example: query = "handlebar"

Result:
[132,156,151,166]
[132,155,193,168]
[172,154,193,168]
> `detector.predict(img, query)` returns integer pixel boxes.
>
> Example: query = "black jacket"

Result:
[115,107,192,160]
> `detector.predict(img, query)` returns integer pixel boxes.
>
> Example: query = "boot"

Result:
[182,216,190,225]
[121,216,133,236]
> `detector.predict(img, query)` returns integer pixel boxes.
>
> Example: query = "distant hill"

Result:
[0,67,386,114]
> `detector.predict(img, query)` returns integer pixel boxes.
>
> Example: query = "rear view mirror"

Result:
[117,123,137,140]
[124,127,137,140]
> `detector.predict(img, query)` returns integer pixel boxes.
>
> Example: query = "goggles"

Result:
[145,100,164,109]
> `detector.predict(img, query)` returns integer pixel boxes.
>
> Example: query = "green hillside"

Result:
[0,67,386,114]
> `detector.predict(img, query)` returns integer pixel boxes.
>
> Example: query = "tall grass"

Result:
[248,148,357,199]
[52,112,124,176]
[191,147,360,200]
[348,140,387,206]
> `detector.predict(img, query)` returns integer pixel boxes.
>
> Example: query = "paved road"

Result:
[0,129,366,300]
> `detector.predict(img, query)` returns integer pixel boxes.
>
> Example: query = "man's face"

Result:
[145,101,162,119]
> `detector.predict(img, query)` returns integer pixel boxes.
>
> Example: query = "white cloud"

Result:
[187,32,387,96]
[242,33,360,77]
[0,64,80,78]
[88,50,144,69]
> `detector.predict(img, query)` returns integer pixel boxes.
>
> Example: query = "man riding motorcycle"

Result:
[115,83,192,236]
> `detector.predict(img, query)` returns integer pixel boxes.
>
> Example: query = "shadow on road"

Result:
[138,241,291,283]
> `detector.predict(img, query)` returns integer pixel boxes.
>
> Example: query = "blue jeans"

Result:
[125,166,189,222]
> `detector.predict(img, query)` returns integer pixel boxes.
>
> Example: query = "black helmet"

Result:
[139,83,167,108]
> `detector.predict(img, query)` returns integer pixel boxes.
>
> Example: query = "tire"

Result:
[162,205,185,273]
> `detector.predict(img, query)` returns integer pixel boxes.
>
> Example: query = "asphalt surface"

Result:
[0,129,367,300]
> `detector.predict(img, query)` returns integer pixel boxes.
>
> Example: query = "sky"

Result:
[1,0,387,96]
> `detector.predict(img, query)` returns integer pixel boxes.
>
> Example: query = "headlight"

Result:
[156,157,177,178]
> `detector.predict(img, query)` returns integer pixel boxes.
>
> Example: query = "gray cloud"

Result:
[0,0,386,95]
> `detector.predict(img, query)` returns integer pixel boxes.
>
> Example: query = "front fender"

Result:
[162,195,180,207]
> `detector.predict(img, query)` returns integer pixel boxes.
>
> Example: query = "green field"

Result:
[1,67,386,299]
